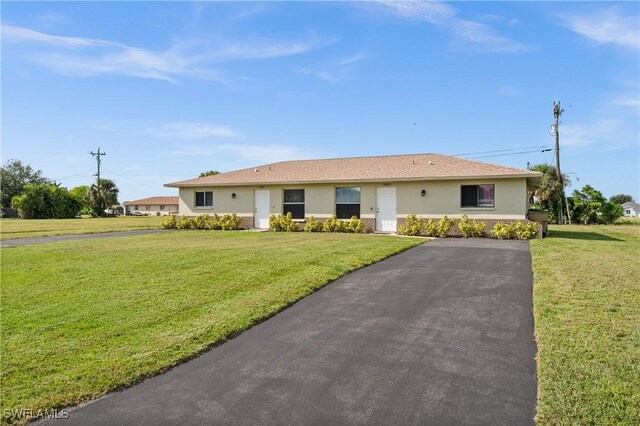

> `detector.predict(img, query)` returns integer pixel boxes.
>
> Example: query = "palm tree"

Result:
[89,179,119,216]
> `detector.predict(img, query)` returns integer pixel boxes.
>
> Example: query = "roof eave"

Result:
[165,173,541,188]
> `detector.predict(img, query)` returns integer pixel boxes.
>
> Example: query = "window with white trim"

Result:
[195,191,213,207]
[283,189,305,219]
[336,187,361,219]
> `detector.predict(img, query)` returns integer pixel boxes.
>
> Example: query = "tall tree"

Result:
[88,179,119,216]
[70,185,92,213]
[609,194,634,205]
[0,159,50,207]
[199,170,220,178]
[529,163,571,223]
[569,185,623,225]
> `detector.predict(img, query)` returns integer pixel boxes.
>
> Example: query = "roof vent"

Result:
[254,168,259,172]
[428,161,434,165]
[412,160,416,165]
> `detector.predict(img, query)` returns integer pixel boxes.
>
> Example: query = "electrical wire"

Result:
[463,148,552,160]
[450,146,547,157]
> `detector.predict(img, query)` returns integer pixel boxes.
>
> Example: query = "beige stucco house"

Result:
[165,153,542,232]
[123,196,179,216]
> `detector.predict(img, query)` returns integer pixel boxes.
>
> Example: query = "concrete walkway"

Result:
[1,229,167,247]
[41,238,537,425]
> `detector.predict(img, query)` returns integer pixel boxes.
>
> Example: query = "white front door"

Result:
[376,187,397,232]
[254,190,270,229]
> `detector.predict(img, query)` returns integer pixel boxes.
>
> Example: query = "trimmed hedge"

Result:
[162,213,243,230]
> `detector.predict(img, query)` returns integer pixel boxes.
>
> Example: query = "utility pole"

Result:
[90,148,106,186]
[552,102,571,224]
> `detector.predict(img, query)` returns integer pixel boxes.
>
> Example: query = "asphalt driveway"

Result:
[42,238,537,425]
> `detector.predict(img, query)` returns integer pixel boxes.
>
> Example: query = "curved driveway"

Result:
[42,238,536,425]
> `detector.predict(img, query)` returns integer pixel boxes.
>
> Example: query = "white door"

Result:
[376,187,397,232]
[254,190,270,229]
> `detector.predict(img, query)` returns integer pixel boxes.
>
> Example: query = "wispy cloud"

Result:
[562,119,636,150]
[148,122,241,139]
[498,86,525,96]
[375,1,530,53]
[2,24,335,82]
[295,51,368,83]
[560,6,640,50]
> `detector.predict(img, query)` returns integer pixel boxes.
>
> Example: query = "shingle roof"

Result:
[165,153,541,187]
[123,196,179,205]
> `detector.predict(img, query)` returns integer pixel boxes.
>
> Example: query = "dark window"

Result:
[283,189,305,219]
[461,184,495,208]
[195,191,213,207]
[336,187,361,219]
[134,205,138,210]
[146,205,150,211]
[160,205,165,210]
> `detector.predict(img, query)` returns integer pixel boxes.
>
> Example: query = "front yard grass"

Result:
[0,216,165,241]
[0,231,423,424]
[531,224,640,425]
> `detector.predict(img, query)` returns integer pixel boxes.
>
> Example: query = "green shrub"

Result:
[322,215,345,232]
[176,215,195,230]
[490,221,538,240]
[156,211,161,216]
[514,221,538,240]
[490,222,514,239]
[458,215,486,238]
[423,218,438,237]
[162,214,178,229]
[304,216,324,232]
[269,213,299,232]
[220,213,244,230]
[436,216,456,238]
[209,213,222,230]
[194,214,211,230]
[348,216,365,233]
[321,215,363,233]
[398,214,424,236]
[11,183,80,219]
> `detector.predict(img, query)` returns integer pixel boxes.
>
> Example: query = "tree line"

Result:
[529,163,633,225]
[0,159,119,219]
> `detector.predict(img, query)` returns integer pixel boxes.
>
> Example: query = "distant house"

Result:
[123,196,179,216]
[622,201,640,218]
[165,153,542,232]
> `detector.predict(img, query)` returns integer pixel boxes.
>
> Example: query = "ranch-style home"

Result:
[123,196,179,216]
[165,153,542,232]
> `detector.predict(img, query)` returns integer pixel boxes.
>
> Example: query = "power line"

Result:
[463,148,552,160]
[101,167,164,192]
[451,146,547,157]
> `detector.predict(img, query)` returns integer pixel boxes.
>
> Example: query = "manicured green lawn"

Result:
[531,224,640,425]
[1,232,422,425]
[0,216,165,241]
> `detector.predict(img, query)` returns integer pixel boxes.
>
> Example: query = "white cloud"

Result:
[610,98,640,109]
[294,67,337,83]
[375,1,530,53]
[149,122,240,139]
[2,24,335,82]
[561,119,634,150]
[561,7,640,49]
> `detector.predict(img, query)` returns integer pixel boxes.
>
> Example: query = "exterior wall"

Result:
[177,177,529,230]
[125,204,178,216]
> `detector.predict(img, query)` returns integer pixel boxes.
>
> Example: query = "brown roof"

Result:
[165,153,541,187]
[123,196,179,206]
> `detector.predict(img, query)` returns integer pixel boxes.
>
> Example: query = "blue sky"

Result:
[2,1,639,202]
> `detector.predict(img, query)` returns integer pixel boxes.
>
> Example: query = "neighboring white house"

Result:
[123,196,179,216]
[622,201,640,217]
[165,153,542,232]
